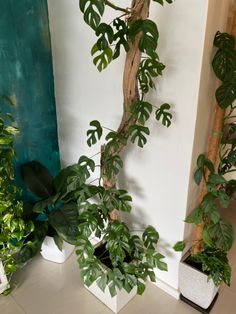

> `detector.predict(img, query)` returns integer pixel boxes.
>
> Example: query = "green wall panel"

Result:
[0,0,60,194]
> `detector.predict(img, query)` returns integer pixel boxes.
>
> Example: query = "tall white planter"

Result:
[40,236,74,263]
[85,282,136,313]
[0,261,9,294]
[179,252,219,309]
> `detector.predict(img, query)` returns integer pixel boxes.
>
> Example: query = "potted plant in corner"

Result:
[0,96,34,294]
[57,0,174,312]
[20,160,81,263]
[174,30,236,312]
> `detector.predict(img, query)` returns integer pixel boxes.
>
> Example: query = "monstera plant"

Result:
[60,0,176,302]
[174,31,236,310]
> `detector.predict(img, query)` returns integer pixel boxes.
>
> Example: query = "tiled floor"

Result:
[0,202,235,314]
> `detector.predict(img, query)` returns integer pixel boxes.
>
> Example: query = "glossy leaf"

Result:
[91,44,113,71]
[129,125,150,148]
[21,161,55,198]
[173,241,185,252]
[131,101,153,125]
[87,120,103,146]
[79,0,105,30]
[155,103,172,127]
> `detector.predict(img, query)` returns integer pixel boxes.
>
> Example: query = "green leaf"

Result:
[91,44,113,71]
[129,125,150,148]
[79,0,105,30]
[105,131,127,151]
[78,155,95,177]
[131,101,153,125]
[95,23,114,50]
[194,168,203,185]
[215,80,236,109]
[138,57,165,94]
[212,48,236,81]
[210,210,221,224]
[218,190,230,208]
[208,173,227,185]
[96,273,107,292]
[113,18,129,59]
[87,120,103,146]
[137,280,145,295]
[173,241,185,252]
[214,31,235,49]
[153,0,173,4]
[185,207,203,224]
[155,103,172,127]
[49,203,79,244]
[104,154,123,179]
[142,226,159,250]
[53,233,63,251]
[129,20,159,56]
[153,253,168,271]
[21,161,55,198]
[207,219,234,251]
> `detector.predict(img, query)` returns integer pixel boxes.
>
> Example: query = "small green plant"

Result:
[174,31,236,287]
[0,96,34,293]
[20,160,80,252]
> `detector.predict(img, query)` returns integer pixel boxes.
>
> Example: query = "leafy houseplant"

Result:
[66,0,174,307]
[0,96,34,294]
[174,31,236,309]
[20,160,80,261]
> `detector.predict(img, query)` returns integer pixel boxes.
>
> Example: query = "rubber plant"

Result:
[174,30,236,287]
[19,160,80,254]
[64,0,175,297]
[0,96,34,294]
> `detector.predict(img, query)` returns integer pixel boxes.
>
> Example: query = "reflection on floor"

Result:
[0,202,235,314]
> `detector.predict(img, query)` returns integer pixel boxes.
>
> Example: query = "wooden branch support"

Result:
[192,0,236,255]
[100,0,151,221]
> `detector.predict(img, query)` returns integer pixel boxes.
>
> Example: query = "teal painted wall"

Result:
[0,0,60,193]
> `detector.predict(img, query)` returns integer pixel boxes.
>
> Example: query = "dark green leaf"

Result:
[79,0,105,30]
[131,101,153,125]
[142,226,159,250]
[87,120,103,146]
[129,125,150,148]
[216,80,236,109]
[91,44,113,71]
[53,233,63,251]
[207,219,234,251]
[185,207,203,224]
[173,241,185,252]
[155,103,172,127]
[21,161,55,198]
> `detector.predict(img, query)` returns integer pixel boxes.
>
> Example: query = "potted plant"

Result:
[61,0,174,312]
[20,160,81,263]
[0,96,34,294]
[174,30,236,312]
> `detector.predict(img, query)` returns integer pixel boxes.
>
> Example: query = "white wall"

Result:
[47,0,230,297]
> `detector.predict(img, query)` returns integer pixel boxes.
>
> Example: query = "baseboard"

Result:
[154,279,180,300]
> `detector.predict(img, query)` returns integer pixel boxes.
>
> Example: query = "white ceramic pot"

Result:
[0,260,9,294]
[179,252,219,309]
[40,236,74,263]
[85,281,136,313]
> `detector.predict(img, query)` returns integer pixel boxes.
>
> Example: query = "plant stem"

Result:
[104,0,131,14]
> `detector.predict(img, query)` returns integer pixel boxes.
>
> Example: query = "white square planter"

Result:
[0,261,9,294]
[40,236,74,263]
[85,282,136,313]
[179,252,219,309]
